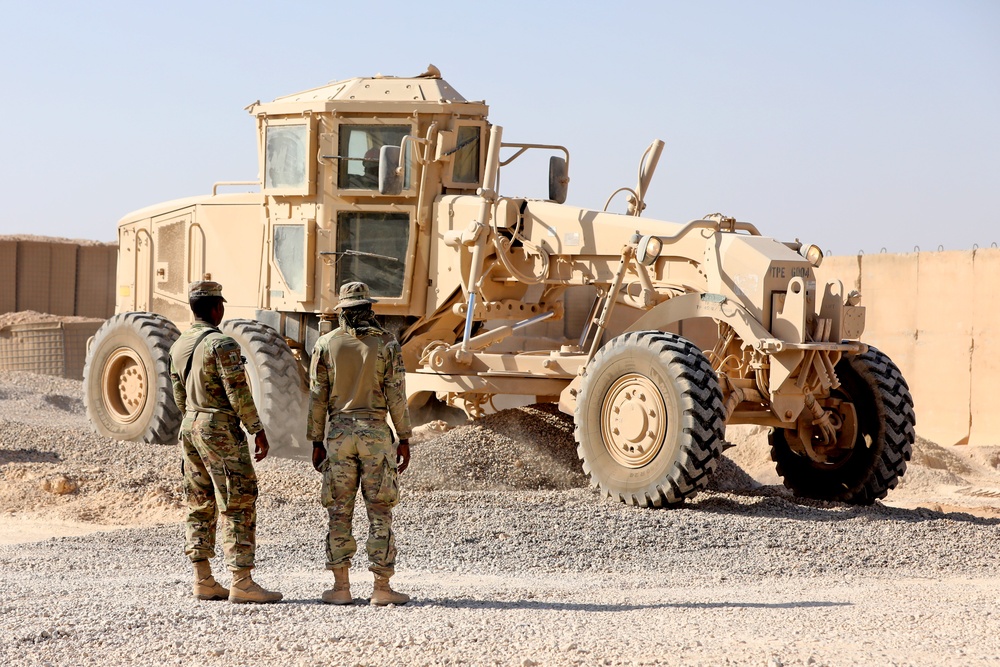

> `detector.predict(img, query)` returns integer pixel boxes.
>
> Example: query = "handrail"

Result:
[212,180,259,195]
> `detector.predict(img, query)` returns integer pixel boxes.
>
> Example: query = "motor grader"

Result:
[83,66,915,507]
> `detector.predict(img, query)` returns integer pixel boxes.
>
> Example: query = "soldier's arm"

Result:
[307,341,331,442]
[169,359,187,413]
[214,339,263,434]
[383,338,412,440]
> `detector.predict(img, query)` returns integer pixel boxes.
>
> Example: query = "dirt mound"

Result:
[0,234,113,246]
[0,310,105,328]
[406,403,587,491]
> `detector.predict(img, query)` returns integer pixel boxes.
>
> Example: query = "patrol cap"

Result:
[188,280,227,302]
[334,281,376,310]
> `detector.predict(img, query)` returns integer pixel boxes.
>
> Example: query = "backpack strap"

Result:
[181,329,217,385]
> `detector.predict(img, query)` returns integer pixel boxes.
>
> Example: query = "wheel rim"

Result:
[101,347,148,424]
[601,373,667,468]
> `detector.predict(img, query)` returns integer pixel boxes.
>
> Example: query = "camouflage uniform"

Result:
[170,312,263,572]
[307,301,412,577]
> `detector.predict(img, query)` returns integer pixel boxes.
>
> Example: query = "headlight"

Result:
[799,243,823,268]
[636,235,663,266]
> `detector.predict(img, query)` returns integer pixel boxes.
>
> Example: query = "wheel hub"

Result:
[101,347,148,424]
[601,373,667,468]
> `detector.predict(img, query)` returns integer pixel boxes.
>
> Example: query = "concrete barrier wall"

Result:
[0,239,116,318]
[818,247,1000,446]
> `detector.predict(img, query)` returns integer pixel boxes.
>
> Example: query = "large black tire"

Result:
[574,331,726,507]
[770,345,915,504]
[220,319,308,460]
[83,312,182,444]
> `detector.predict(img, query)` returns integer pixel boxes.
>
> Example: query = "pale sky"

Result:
[1,0,996,255]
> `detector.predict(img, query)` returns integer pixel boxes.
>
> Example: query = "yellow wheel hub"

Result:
[101,347,148,424]
[601,373,667,468]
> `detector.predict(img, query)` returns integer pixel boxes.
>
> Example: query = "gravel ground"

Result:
[1,370,1000,666]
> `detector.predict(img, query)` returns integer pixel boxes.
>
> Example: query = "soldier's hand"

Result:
[312,441,326,471]
[396,438,410,474]
[254,430,270,462]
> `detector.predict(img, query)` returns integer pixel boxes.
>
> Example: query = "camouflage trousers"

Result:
[319,417,399,577]
[181,412,258,571]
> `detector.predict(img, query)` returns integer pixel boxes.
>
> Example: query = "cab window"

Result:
[264,125,308,190]
[335,211,410,297]
[338,125,411,191]
[451,125,481,184]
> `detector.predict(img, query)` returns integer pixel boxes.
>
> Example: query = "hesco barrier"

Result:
[0,238,116,318]
[0,321,104,380]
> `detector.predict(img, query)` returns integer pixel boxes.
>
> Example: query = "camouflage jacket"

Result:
[307,325,412,442]
[169,320,263,434]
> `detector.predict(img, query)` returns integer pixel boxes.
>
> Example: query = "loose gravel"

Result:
[1,370,999,666]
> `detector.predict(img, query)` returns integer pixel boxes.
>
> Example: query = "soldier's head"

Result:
[333,282,376,312]
[188,280,226,325]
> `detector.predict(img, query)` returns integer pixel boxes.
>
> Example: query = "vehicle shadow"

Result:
[0,448,61,465]
[285,597,851,611]
[690,488,1000,526]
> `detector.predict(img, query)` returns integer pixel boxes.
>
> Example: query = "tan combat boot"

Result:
[193,559,229,600]
[370,574,410,606]
[228,568,283,604]
[321,566,353,605]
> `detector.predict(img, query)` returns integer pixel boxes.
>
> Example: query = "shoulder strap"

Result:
[181,329,217,385]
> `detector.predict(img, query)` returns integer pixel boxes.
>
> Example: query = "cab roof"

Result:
[246,66,488,118]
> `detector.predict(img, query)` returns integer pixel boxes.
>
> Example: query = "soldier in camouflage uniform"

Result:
[308,281,412,606]
[169,280,282,604]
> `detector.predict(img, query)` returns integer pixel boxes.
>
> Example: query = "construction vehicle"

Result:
[83,65,915,507]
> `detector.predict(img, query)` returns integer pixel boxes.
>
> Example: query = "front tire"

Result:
[574,331,726,507]
[220,319,308,459]
[83,312,182,443]
[770,346,915,504]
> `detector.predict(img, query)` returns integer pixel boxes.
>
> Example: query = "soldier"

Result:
[308,281,412,606]
[169,280,283,604]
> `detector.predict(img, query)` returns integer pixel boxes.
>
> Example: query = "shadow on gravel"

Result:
[692,493,1000,527]
[399,598,852,611]
[0,448,61,465]
[43,394,84,412]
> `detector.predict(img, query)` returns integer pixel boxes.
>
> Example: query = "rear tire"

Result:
[220,319,308,459]
[83,312,182,444]
[574,331,726,507]
[770,346,914,504]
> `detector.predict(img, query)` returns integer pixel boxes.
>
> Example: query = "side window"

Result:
[265,125,309,190]
[451,125,481,184]
[335,211,410,297]
[337,125,411,191]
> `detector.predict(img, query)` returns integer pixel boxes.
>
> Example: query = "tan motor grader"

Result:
[83,66,914,507]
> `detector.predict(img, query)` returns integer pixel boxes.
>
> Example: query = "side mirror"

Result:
[548,156,569,204]
[378,145,403,195]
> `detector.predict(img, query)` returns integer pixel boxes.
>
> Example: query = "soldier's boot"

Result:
[192,559,229,601]
[370,574,410,606]
[321,566,353,605]
[228,568,283,604]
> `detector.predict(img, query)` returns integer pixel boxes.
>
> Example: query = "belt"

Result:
[188,410,238,423]
[333,411,386,422]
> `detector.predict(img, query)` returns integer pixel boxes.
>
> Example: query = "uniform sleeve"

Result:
[213,339,263,434]
[307,340,330,441]
[383,338,412,439]
[169,357,187,413]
